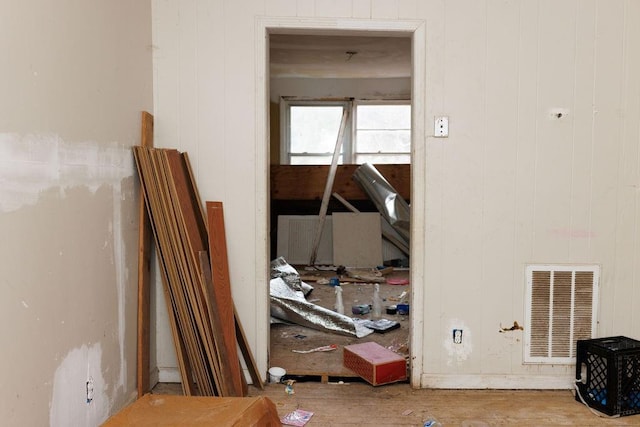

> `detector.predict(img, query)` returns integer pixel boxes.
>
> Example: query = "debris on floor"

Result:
[270,258,374,338]
[343,342,408,386]
[281,408,314,426]
[284,380,295,395]
[358,318,401,333]
[292,344,338,354]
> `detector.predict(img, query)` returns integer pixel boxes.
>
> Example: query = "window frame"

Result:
[280,97,410,165]
[352,99,412,165]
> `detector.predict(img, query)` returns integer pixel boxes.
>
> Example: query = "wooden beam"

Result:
[270,164,410,201]
[309,108,349,265]
[207,201,245,396]
[137,111,153,398]
[133,146,196,395]
[234,305,264,390]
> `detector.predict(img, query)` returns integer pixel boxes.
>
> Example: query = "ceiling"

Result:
[269,34,411,79]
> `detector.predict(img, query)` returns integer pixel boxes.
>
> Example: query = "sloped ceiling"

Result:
[269,34,411,79]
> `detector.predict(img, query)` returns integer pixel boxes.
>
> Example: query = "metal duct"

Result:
[352,163,410,246]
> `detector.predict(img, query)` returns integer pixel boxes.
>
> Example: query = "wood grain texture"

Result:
[207,201,244,396]
[271,164,410,201]
[103,394,280,426]
[137,111,154,398]
[250,383,639,426]
[154,382,639,426]
[198,251,241,398]
[133,147,196,395]
[309,108,349,265]
[234,305,264,390]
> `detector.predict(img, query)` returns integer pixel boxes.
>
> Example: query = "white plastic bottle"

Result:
[334,286,345,315]
[372,283,382,320]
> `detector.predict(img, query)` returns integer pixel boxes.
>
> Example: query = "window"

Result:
[281,98,411,165]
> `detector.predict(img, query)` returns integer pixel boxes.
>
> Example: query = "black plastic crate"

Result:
[575,336,640,417]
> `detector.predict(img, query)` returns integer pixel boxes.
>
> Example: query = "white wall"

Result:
[152,0,640,389]
[270,77,410,102]
[0,1,153,425]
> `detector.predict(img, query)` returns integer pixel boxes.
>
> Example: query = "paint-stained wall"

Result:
[152,0,640,389]
[0,1,152,425]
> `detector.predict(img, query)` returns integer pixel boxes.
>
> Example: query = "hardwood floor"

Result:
[151,268,640,425]
[251,382,640,426]
[152,382,640,426]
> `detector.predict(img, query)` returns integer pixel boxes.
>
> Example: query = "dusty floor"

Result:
[152,382,640,426]
[270,266,411,381]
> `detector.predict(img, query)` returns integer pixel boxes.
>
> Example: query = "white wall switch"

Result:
[434,116,449,137]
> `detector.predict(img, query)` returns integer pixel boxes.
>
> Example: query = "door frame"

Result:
[255,16,427,387]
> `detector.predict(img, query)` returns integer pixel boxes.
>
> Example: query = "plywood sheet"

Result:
[206,202,244,396]
[103,394,280,427]
[332,212,382,267]
[270,164,410,201]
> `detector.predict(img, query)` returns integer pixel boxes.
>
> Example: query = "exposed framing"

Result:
[255,16,427,387]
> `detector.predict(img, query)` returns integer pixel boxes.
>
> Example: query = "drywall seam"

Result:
[111,183,128,401]
[0,133,134,213]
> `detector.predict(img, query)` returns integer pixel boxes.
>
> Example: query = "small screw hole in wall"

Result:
[556,113,563,118]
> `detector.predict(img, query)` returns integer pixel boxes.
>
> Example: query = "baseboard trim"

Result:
[157,367,181,384]
[421,374,575,389]
[149,366,160,390]
[155,367,255,386]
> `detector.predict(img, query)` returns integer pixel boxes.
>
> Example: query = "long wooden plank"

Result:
[137,146,215,395]
[159,150,217,395]
[166,152,239,396]
[134,147,196,395]
[198,251,239,397]
[206,201,244,397]
[309,108,349,265]
[150,148,206,394]
[271,164,411,201]
[234,305,264,390]
[136,146,256,398]
[137,111,154,398]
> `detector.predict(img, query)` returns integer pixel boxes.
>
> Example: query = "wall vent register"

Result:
[524,264,600,364]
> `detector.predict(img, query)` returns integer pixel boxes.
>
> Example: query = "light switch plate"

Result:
[434,116,449,137]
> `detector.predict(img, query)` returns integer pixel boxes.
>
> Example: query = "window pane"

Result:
[356,153,410,164]
[357,105,411,130]
[355,104,411,165]
[290,106,344,154]
[357,130,411,153]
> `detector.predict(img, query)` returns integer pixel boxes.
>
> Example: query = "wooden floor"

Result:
[152,382,640,426]
[269,267,411,382]
[151,267,640,425]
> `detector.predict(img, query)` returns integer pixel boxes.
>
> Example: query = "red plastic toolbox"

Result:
[343,342,407,386]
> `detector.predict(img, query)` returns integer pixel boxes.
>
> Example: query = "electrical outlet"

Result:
[453,329,463,344]
[86,377,94,404]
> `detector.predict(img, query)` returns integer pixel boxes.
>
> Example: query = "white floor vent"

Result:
[524,264,599,364]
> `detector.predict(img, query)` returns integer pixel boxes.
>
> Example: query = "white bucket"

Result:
[268,366,286,383]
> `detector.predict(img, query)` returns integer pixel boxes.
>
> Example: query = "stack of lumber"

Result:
[133,146,262,397]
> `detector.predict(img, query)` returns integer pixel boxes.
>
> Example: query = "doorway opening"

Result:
[256,18,426,388]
